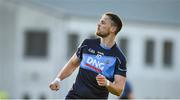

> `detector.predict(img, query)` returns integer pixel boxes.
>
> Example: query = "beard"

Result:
[96,30,109,38]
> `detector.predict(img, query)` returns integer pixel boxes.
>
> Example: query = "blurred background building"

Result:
[0,0,180,99]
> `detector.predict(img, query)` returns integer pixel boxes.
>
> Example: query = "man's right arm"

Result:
[57,53,80,81]
[49,53,80,91]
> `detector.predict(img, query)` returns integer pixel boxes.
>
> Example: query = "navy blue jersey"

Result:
[67,38,127,99]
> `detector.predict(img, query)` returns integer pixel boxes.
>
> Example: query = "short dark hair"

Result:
[105,12,123,35]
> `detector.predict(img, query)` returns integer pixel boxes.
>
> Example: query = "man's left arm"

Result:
[96,74,126,96]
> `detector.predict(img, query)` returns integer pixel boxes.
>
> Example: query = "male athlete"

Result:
[49,12,127,99]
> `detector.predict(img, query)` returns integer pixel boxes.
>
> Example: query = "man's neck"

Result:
[100,36,115,48]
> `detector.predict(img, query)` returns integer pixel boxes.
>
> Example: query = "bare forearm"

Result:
[56,54,80,80]
[106,82,124,96]
[57,63,76,80]
[107,75,126,96]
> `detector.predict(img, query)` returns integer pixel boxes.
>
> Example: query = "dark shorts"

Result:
[65,89,82,99]
[65,89,108,99]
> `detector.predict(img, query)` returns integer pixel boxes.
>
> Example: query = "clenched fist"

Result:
[96,74,109,87]
[49,78,61,91]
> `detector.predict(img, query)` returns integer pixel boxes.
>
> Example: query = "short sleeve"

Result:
[76,39,87,60]
[114,57,127,77]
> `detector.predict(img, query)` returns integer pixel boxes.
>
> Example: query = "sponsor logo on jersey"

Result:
[81,54,117,78]
[96,54,102,59]
[105,60,110,65]
[88,48,95,54]
[97,51,104,55]
[86,56,105,73]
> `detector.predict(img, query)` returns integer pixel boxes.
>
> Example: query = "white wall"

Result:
[14,4,68,99]
[0,0,18,97]
[121,21,180,98]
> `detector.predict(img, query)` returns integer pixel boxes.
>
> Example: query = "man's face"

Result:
[96,15,113,38]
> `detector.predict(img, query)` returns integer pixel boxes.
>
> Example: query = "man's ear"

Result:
[110,26,117,33]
